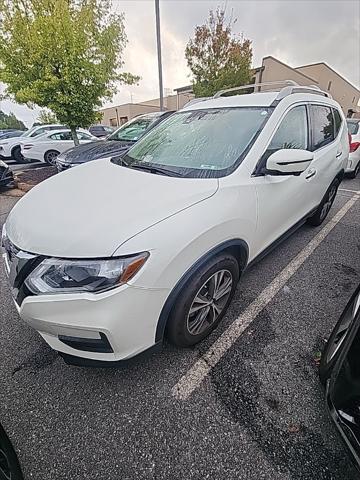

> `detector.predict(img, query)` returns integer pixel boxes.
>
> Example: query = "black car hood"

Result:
[61,140,132,164]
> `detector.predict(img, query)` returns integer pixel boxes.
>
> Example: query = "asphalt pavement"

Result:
[0,175,359,480]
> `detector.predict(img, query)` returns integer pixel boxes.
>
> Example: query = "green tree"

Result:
[36,109,58,125]
[185,8,252,97]
[0,110,25,130]
[0,0,139,144]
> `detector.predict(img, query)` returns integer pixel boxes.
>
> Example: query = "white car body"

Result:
[2,84,349,365]
[0,124,65,160]
[20,129,96,163]
[345,119,360,176]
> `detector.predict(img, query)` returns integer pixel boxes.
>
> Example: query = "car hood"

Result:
[61,140,131,164]
[6,160,218,258]
[0,136,23,147]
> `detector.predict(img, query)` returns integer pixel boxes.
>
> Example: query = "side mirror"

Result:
[266,149,314,176]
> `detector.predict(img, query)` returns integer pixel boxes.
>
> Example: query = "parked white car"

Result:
[2,81,349,366]
[0,124,66,163]
[346,119,360,178]
[20,129,96,165]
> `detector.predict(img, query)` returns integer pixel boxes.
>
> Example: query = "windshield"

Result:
[118,107,272,178]
[108,115,160,142]
[347,121,359,135]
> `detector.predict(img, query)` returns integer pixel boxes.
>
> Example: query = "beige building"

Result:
[254,56,360,116]
[100,56,359,126]
[101,92,193,127]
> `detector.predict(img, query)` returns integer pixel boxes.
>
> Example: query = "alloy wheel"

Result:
[186,269,233,336]
[45,151,59,165]
[320,185,337,221]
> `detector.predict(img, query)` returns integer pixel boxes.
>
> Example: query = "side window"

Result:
[31,128,44,137]
[78,132,92,140]
[267,105,308,153]
[311,105,334,150]
[49,132,72,141]
[333,108,342,137]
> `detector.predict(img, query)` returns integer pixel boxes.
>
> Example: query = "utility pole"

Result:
[155,0,164,111]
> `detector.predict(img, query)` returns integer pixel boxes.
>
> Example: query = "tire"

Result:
[307,178,340,227]
[349,161,360,179]
[11,146,28,164]
[44,150,60,165]
[166,253,240,347]
[0,424,24,480]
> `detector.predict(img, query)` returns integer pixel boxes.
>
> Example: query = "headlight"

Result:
[25,253,149,294]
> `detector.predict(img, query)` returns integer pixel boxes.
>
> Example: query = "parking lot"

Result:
[0,175,359,480]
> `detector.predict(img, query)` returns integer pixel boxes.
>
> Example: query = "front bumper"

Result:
[18,283,169,362]
[56,161,72,172]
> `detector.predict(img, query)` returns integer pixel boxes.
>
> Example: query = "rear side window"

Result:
[49,132,72,141]
[333,109,342,137]
[311,105,334,150]
[268,105,308,152]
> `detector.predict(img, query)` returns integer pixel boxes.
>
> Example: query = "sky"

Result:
[0,0,359,127]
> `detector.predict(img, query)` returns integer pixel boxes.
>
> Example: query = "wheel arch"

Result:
[155,239,249,342]
[44,149,60,162]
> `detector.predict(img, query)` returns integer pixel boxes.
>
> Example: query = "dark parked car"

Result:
[0,421,23,479]
[0,160,14,188]
[89,124,114,138]
[320,283,360,472]
[56,111,174,172]
[0,130,24,140]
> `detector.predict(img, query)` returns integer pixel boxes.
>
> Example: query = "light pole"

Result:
[155,0,164,111]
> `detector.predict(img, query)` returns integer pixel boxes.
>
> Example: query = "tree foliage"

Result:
[185,8,253,97]
[0,110,25,130]
[36,109,58,125]
[0,0,139,143]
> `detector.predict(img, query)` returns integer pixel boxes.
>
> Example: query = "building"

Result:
[101,92,194,127]
[100,56,359,126]
[253,56,360,116]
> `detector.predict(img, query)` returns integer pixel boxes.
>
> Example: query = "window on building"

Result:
[109,118,118,127]
[310,105,334,150]
[120,116,128,125]
[327,81,332,91]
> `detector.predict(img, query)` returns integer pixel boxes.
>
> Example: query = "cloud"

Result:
[2,0,360,124]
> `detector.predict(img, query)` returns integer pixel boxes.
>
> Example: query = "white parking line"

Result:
[339,188,360,195]
[172,193,360,401]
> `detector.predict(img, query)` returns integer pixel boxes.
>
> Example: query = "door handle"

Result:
[305,168,316,180]
[336,152,342,158]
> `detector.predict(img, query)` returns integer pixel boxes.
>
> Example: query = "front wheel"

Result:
[307,178,339,227]
[166,253,240,347]
[44,150,60,165]
[12,146,28,164]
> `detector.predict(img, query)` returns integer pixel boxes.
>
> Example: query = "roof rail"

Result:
[276,84,332,100]
[184,97,211,108]
[213,80,298,98]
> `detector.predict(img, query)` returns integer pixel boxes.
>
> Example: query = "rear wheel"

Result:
[12,146,27,164]
[307,178,340,227]
[349,161,360,179]
[166,253,240,347]
[44,150,60,165]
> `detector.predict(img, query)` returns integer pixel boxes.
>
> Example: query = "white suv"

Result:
[1,82,349,366]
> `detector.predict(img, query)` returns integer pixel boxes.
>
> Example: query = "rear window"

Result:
[333,109,342,137]
[347,121,359,135]
[311,105,334,150]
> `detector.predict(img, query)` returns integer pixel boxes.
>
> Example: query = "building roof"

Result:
[296,62,360,93]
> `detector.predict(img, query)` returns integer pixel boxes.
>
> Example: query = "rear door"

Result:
[307,104,342,204]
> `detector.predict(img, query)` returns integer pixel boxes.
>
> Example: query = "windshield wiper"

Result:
[129,163,182,177]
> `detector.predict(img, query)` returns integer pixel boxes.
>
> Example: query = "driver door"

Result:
[250,104,317,258]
